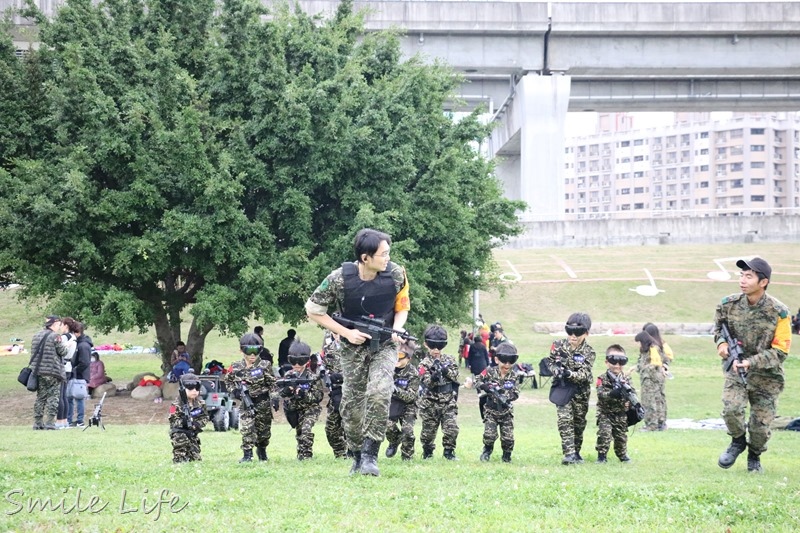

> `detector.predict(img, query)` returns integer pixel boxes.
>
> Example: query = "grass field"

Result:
[2,242,800,531]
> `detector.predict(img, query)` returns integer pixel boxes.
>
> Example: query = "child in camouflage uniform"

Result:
[322,332,347,459]
[385,342,420,461]
[418,325,460,460]
[169,373,209,463]
[595,345,634,463]
[546,312,597,465]
[278,341,324,460]
[476,342,520,463]
[225,333,276,463]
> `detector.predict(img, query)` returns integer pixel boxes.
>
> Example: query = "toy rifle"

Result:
[238,381,255,414]
[720,322,747,386]
[478,383,511,409]
[275,375,317,393]
[332,314,417,352]
[83,392,106,431]
[610,372,640,405]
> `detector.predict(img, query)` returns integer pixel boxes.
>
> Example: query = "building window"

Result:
[751,195,765,202]
[699,165,709,171]
[634,203,645,209]
[750,161,765,169]
[731,180,744,188]
[620,140,630,147]
[751,179,765,185]
[634,155,645,162]
[620,188,631,195]
[750,128,765,135]
[621,204,631,210]
[731,162,743,172]
[699,181,709,188]
[750,145,765,152]
[634,171,645,178]
[634,139,645,146]
[699,198,710,205]
[730,129,743,139]
[634,187,645,194]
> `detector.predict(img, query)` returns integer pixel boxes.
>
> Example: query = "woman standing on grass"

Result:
[634,326,671,431]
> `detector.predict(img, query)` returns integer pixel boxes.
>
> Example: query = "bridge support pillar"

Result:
[499,74,571,221]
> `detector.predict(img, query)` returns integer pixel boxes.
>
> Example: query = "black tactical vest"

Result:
[341,261,397,332]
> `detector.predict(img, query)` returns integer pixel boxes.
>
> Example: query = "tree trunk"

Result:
[185,317,215,373]
[153,309,177,375]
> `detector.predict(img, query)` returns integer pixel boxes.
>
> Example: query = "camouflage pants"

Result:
[386,407,417,459]
[556,387,590,456]
[324,399,347,458]
[419,398,459,452]
[171,431,202,463]
[722,374,784,455]
[339,342,396,450]
[33,375,61,425]
[483,410,514,453]
[240,401,273,451]
[639,366,667,429]
[295,405,322,459]
[595,411,628,458]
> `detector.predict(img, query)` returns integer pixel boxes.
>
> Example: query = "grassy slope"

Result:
[1,242,799,531]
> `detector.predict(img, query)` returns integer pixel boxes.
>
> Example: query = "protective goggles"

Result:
[565,325,587,337]
[183,383,202,391]
[242,345,261,356]
[289,355,311,365]
[495,353,518,364]
[606,354,628,366]
[424,339,447,350]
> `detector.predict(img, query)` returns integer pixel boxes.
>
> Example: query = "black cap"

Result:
[736,257,771,280]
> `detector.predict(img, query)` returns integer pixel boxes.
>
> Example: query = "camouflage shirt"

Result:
[475,366,520,415]
[305,261,409,316]
[392,362,420,406]
[547,338,596,387]
[224,359,276,401]
[596,371,636,415]
[714,291,791,376]
[281,368,324,411]
[168,397,209,432]
[419,354,460,401]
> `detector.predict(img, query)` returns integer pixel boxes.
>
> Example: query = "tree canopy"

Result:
[0,0,524,371]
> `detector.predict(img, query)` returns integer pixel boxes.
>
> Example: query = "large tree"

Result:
[0,0,524,372]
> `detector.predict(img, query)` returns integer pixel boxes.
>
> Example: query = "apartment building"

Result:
[563,113,800,220]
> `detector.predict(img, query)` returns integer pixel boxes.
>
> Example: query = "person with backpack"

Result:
[67,322,93,428]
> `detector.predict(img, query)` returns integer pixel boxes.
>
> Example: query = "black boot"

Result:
[385,443,398,458]
[360,438,381,476]
[349,450,362,476]
[747,450,763,473]
[443,448,457,461]
[501,451,512,463]
[718,435,747,469]
[479,445,493,462]
[256,447,268,461]
[562,453,579,465]
[422,445,434,460]
[596,453,607,464]
[239,449,253,463]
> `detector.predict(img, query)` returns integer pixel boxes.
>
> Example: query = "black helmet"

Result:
[180,372,200,386]
[423,325,448,351]
[288,340,312,366]
[494,342,518,364]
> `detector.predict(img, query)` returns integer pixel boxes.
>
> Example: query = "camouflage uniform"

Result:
[280,368,325,459]
[169,397,209,463]
[714,291,791,455]
[475,366,520,454]
[306,263,408,451]
[33,376,62,426]
[385,362,420,460]
[323,345,347,458]
[225,358,276,453]
[595,371,632,460]
[637,347,668,430]
[418,354,460,456]
[547,339,596,457]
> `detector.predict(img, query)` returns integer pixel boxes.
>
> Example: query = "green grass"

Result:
[2,242,800,531]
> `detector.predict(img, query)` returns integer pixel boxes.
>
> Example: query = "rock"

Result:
[129,372,161,390]
[131,385,162,401]
[92,382,117,399]
[161,381,179,401]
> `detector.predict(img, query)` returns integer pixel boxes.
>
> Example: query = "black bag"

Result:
[388,397,407,421]
[284,407,299,429]
[627,403,645,427]
[328,387,342,412]
[549,381,578,407]
[19,332,49,392]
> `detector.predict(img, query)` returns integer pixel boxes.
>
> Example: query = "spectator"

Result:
[634,329,669,431]
[170,341,190,368]
[278,329,297,368]
[29,316,68,430]
[88,351,110,393]
[56,317,80,429]
[68,322,93,428]
[254,326,265,343]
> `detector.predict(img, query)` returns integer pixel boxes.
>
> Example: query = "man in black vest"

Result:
[306,228,410,476]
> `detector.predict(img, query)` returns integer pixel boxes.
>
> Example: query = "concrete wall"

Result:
[507,214,800,248]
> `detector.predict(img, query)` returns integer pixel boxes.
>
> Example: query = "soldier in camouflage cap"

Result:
[305,228,410,477]
[714,257,792,473]
[169,372,209,463]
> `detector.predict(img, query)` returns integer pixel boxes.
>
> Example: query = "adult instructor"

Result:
[305,228,410,476]
[714,257,791,473]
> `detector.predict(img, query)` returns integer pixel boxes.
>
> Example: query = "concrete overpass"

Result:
[7,1,800,220]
